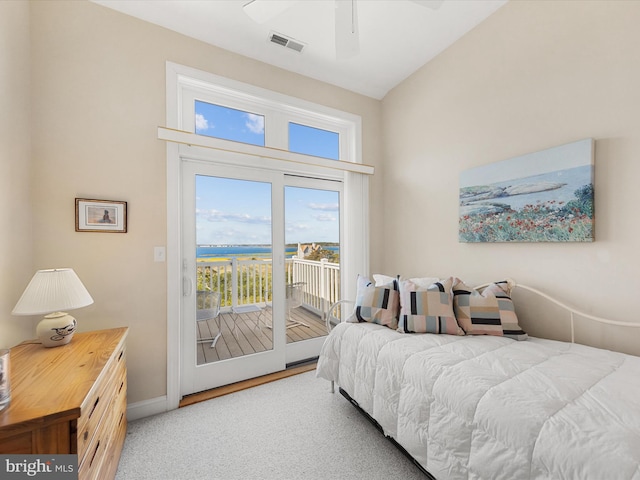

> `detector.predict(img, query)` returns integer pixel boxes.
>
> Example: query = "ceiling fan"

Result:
[243,0,445,59]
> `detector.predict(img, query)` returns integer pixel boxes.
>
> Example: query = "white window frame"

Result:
[172,63,360,163]
[164,62,369,411]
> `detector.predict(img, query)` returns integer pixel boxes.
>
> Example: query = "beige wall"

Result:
[23,0,381,404]
[380,0,640,355]
[5,0,637,407]
[0,1,35,348]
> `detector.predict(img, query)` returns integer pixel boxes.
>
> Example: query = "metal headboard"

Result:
[475,278,640,343]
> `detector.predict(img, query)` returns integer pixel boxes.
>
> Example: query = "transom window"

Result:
[288,122,339,160]
[176,68,360,164]
[195,100,265,147]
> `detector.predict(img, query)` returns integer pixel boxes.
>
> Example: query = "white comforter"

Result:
[316,322,640,480]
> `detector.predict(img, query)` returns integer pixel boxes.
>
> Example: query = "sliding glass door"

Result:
[181,161,286,396]
[180,160,343,396]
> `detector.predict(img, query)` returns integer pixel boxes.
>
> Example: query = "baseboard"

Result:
[179,362,317,408]
[127,362,318,419]
[126,395,168,421]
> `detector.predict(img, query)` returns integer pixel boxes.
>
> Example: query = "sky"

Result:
[194,100,340,159]
[460,138,594,187]
[193,100,340,246]
[195,177,339,246]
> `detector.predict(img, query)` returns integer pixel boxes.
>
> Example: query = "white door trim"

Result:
[165,62,369,410]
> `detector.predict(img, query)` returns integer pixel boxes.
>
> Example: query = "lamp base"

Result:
[36,312,77,347]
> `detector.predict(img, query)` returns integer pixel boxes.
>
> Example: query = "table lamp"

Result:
[12,268,94,347]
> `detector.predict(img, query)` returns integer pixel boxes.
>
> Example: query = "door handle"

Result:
[183,276,193,297]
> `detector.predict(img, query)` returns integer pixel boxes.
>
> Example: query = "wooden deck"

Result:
[196,306,327,365]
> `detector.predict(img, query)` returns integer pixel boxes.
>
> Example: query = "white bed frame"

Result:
[475,279,640,343]
[325,278,640,393]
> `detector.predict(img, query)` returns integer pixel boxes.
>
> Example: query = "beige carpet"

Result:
[116,371,427,480]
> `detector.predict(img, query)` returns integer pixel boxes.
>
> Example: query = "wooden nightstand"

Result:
[0,327,128,480]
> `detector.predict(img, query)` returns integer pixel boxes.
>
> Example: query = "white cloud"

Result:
[245,114,264,134]
[197,208,271,225]
[195,113,210,132]
[314,213,336,222]
[308,203,339,211]
[286,222,310,234]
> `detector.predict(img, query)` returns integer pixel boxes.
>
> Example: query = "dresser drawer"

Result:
[76,344,126,463]
[78,368,127,480]
[95,384,128,480]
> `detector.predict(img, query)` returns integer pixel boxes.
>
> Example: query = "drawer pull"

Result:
[118,381,124,394]
[89,441,100,468]
[118,350,124,362]
[84,431,89,442]
[89,396,100,419]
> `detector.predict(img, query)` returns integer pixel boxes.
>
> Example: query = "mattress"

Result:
[316,322,640,480]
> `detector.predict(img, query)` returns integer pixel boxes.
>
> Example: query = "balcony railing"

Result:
[196,256,340,319]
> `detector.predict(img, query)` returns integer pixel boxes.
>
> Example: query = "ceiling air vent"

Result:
[269,32,305,53]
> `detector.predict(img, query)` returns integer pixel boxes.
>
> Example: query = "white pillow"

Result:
[374,274,441,289]
[408,276,441,289]
[373,274,398,286]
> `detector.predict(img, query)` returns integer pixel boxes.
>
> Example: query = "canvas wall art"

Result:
[459,139,594,242]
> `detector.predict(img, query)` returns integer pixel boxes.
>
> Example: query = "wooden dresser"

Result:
[0,327,128,480]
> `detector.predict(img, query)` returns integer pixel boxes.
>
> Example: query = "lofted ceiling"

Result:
[91,0,508,99]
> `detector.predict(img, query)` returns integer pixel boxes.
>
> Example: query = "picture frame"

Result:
[75,198,127,233]
[459,138,594,243]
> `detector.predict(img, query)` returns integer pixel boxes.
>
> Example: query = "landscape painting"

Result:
[459,139,594,242]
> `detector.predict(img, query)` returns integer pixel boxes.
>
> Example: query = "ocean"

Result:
[196,245,339,260]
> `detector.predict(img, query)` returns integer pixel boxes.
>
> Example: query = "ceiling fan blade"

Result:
[410,0,445,9]
[335,0,359,59]
[243,0,298,24]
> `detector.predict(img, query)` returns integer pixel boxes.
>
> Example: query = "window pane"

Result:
[289,123,339,160]
[284,186,340,343]
[195,175,273,364]
[195,100,265,146]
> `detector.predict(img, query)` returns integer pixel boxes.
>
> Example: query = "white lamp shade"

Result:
[12,268,94,316]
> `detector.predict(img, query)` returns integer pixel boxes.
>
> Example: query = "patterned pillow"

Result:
[398,277,464,335]
[452,279,528,340]
[352,275,400,330]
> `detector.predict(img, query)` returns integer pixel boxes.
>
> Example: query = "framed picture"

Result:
[75,198,127,233]
[459,138,594,242]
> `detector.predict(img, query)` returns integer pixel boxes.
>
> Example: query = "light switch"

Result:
[154,246,166,262]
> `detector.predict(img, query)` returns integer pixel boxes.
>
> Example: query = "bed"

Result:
[316,279,640,480]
